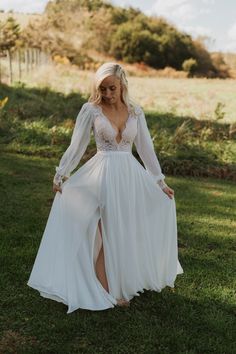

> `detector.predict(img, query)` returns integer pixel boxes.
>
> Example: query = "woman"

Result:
[27,62,184,313]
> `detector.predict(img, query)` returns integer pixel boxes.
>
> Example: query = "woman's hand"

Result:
[53,183,62,194]
[52,176,68,194]
[162,186,174,199]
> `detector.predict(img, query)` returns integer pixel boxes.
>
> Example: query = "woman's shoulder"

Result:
[130,103,144,117]
[80,101,101,113]
[80,101,94,110]
[80,101,144,117]
[77,102,100,120]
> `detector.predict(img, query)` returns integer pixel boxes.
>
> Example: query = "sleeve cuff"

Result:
[53,173,63,186]
[157,179,168,190]
[147,170,165,183]
[53,169,70,186]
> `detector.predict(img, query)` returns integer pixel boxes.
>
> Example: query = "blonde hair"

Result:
[88,62,136,113]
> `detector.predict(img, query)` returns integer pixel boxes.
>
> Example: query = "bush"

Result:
[182,58,198,77]
[214,102,226,121]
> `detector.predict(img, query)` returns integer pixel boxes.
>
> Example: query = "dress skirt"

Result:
[27,150,184,314]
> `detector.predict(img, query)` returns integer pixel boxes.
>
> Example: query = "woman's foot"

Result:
[116,298,130,307]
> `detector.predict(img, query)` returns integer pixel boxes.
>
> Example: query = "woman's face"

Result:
[99,75,122,105]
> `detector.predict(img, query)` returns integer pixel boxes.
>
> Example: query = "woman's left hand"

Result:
[163,186,174,199]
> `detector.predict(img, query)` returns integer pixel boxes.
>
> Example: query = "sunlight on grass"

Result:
[6,62,236,123]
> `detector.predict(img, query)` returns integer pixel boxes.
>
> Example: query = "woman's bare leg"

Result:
[95,219,109,292]
[95,219,130,307]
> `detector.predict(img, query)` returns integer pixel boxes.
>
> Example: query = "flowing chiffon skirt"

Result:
[27,150,184,314]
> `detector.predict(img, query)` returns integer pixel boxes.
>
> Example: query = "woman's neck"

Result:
[101,99,125,111]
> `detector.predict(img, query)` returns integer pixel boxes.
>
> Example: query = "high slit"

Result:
[94,218,110,294]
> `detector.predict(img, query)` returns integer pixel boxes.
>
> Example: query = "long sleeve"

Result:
[53,102,94,185]
[133,106,166,187]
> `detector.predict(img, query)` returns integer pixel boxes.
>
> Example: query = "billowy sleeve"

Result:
[53,102,94,186]
[134,106,167,189]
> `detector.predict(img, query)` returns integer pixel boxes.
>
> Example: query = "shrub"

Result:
[110,22,165,68]
[182,58,198,77]
[214,102,226,121]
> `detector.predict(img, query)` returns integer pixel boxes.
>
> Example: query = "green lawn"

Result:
[0,151,235,354]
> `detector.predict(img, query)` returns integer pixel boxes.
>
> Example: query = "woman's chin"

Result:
[103,98,116,104]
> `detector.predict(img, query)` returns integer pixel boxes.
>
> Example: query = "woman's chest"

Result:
[92,112,138,145]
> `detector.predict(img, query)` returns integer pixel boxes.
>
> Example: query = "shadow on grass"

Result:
[146,110,232,138]
[145,111,236,181]
[0,82,87,123]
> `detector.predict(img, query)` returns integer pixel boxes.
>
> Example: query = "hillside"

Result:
[0,0,231,78]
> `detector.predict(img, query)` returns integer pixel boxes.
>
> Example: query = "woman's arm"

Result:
[53,102,93,187]
[133,106,174,198]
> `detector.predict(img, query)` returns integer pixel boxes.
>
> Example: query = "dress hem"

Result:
[27,268,184,314]
[27,281,116,314]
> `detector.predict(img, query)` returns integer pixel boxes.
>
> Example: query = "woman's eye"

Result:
[110,86,116,91]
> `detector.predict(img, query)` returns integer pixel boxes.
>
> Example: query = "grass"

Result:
[131,77,236,124]
[1,60,236,123]
[1,83,236,181]
[0,151,235,354]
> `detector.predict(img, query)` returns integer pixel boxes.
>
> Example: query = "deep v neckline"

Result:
[97,104,131,145]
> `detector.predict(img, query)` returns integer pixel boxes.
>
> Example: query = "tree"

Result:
[191,39,216,77]
[110,22,165,67]
[210,52,230,78]
[0,16,21,83]
[182,58,198,77]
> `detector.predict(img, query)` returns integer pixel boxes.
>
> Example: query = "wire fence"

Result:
[0,47,51,84]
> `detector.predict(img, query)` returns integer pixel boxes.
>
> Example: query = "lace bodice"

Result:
[92,104,137,152]
[53,102,167,189]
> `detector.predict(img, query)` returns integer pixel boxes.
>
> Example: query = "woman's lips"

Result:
[102,97,115,102]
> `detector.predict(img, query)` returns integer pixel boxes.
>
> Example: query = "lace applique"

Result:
[91,104,137,152]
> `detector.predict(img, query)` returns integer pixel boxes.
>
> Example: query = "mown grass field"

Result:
[0,77,236,353]
[0,151,235,354]
[1,60,236,123]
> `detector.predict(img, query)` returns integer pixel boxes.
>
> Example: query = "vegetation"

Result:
[0,1,231,78]
[0,16,20,51]
[182,58,198,77]
[223,52,236,77]
[0,16,21,83]
[0,83,235,181]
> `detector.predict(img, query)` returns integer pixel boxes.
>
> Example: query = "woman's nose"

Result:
[104,89,112,97]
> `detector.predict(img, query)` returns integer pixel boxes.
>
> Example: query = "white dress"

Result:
[27,102,184,314]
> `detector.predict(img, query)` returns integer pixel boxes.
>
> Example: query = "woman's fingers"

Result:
[163,187,174,199]
[53,183,62,193]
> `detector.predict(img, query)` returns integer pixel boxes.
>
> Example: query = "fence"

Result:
[0,47,51,85]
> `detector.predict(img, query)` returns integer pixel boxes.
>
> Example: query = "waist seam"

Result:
[96,150,132,154]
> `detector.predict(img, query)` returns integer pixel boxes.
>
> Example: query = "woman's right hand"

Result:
[53,183,62,194]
